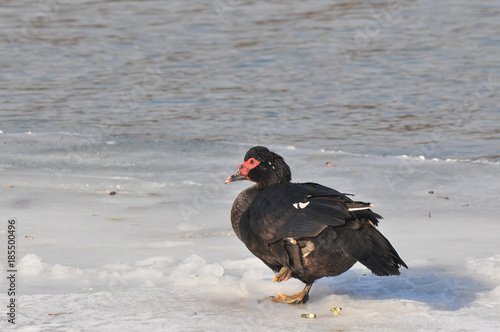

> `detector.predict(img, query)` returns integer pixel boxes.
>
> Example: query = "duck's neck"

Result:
[255,165,292,189]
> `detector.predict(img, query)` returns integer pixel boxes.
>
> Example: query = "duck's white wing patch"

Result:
[348,204,374,212]
[293,201,310,210]
[299,201,310,209]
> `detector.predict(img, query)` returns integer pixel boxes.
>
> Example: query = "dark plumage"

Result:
[225,146,407,304]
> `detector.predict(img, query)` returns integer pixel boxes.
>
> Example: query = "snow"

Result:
[1,141,500,331]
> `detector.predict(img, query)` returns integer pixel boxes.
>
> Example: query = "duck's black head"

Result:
[225,146,291,188]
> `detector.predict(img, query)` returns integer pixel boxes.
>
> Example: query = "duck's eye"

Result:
[246,158,259,165]
[242,158,260,171]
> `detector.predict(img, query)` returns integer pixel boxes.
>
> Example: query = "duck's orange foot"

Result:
[270,283,312,304]
[273,266,292,283]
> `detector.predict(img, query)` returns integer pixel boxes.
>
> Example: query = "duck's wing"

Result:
[241,182,381,244]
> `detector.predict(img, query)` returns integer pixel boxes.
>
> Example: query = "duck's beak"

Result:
[224,171,247,184]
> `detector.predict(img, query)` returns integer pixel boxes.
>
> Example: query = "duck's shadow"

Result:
[313,265,492,311]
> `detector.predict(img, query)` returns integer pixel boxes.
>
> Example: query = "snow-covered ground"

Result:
[1,141,500,331]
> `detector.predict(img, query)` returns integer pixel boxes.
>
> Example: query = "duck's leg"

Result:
[273,266,293,282]
[271,283,312,304]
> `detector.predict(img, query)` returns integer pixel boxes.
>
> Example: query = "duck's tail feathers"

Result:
[336,219,408,276]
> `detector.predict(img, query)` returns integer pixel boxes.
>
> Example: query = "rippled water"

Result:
[1,0,499,160]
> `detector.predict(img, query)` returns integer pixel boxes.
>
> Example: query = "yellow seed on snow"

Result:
[301,313,316,319]
[330,307,342,315]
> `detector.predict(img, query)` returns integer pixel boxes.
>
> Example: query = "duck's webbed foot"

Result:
[271,283,312,304]
[273,266,293,283]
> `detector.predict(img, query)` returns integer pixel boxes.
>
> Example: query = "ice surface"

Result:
[1,139,500,331]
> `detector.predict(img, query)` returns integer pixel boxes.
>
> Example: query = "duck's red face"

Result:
[225,157,261,183]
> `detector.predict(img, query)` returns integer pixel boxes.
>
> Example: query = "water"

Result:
[1,0,500,161]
